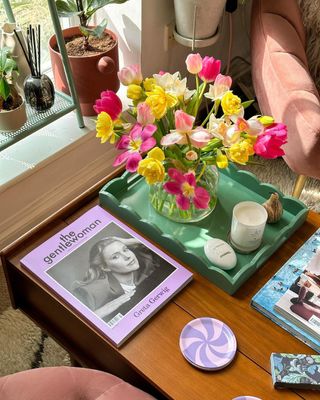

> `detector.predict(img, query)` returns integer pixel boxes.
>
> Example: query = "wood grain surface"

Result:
[3,198,319,400]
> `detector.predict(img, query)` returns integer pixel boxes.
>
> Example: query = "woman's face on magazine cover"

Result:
[102,241,139,273]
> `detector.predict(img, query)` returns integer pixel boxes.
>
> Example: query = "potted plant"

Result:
[0,47,27,132]
[49,0,128,116]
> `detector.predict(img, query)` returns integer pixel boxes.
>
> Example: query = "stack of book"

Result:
[251,228,320,352]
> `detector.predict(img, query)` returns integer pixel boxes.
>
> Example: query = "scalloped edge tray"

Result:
[99,164,308,295]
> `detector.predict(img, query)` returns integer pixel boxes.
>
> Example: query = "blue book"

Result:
[251,228,320,353]
[270,353,320,390]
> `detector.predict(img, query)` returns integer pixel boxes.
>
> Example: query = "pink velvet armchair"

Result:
[0,367,155,400]
[251,0,320,196]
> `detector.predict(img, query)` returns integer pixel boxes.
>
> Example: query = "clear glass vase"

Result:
[149,165,219,223]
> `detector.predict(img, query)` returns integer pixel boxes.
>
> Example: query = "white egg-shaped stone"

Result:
[204,238,237,270]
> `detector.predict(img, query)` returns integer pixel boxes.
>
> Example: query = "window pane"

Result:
[0,0,53,71]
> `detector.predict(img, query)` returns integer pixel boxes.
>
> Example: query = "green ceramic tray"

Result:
[99,164,308,295]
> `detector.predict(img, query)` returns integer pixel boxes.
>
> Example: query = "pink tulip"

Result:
[205,73,232,101]
[175,110,195,131]
[198,56,221,82]
[93,90,122,120]
[213,73,232,97]
[118,64,143,86]
[254,123,287,159]
[137,102,155,126]
[186,53,202,74]
[113,124,157,172]
[158,70,166,76]
[215,73,232,88]
[161,110,212,148]
[163,168,210,210]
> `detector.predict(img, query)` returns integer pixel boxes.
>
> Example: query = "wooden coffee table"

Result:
[1,182,319,400]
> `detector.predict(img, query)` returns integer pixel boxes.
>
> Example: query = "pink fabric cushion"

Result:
[251,0,320,179]
[0,367,155,400]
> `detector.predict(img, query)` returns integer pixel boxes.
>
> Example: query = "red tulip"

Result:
[254,123,287,159]
[198,56,221,83]
[93,90,122,120]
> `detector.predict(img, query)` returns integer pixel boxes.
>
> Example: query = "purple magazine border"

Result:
[20,205,192,346]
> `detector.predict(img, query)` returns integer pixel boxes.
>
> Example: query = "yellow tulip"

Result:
[259,115,274,126]
[137,147,165,184]
[95,112,115,144]
[216,150,228,169]
[145,85,178,119]
[127,84,143,100]
[221,92,242,116]
[148,147,165,161]
[143,78,156,91]
[228,140,254,164]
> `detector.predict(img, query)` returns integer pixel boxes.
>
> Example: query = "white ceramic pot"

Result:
[174,0,227,39]
[0,99,27,132]
[0,23,31,95]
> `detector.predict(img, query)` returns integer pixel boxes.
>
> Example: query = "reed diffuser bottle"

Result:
[23,25,55,112]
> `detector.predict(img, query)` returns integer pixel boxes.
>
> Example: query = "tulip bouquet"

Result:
[94,53,287,222]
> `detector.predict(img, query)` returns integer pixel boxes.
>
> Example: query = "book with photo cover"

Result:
[251,228,320,353]
[20,205,193,347]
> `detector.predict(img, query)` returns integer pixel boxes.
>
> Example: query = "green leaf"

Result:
[55,0,80,17]
[79,26,91,37]
[201,138,222,152]
[0,47,10,72]
[186,94,198,115]
[89,0,128,8]
[91,19,108,37]
[242,99,255,109]
[4,59,17,75]
[0,78,10,101]
[87,0,128,19]
[79,18,107,37]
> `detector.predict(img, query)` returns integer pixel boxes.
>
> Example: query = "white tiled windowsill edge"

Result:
[0,113,96,188]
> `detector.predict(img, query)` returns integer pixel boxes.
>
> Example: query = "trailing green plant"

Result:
[0,47,21,111]
[55,0,129,49]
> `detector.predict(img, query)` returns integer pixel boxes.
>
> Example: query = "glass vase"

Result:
[149,165,219,223]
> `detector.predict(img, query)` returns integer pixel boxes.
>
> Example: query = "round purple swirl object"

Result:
[232,397,262,400]
[179,317,237,370]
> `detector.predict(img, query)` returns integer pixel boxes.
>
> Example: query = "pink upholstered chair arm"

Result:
[251,0,320,179]
[0,367,155,400]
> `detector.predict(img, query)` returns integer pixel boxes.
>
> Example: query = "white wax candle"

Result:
[230,201,268,253]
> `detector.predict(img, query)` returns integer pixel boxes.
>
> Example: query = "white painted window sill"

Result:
[0,113,96,188]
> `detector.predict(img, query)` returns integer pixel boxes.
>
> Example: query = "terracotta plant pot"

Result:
[49,26,120,116]
[0,99,27,132]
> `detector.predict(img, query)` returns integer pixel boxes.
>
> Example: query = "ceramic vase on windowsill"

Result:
[173,0,227,40]
[149,165,219,223]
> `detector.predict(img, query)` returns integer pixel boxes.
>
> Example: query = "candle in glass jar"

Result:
[230,201,268,253]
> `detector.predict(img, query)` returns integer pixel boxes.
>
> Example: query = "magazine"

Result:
[20,205,193,347]
[251,228,320,353]
[274,254,320,341]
